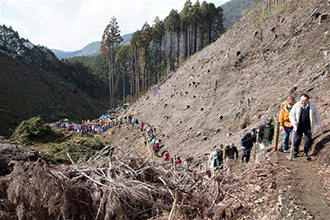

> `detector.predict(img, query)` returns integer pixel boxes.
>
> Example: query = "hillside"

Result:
[0,25,109,137]
[120,0,329,218]
[126,0,330,159]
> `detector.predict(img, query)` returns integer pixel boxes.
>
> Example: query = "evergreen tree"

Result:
[131,30,141,100]
[151,17,165,82]
[100,17,123,109]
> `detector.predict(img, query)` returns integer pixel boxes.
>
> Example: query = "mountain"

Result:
[219,0,254,30]
[0,25,109,137]
[52,33,133,59]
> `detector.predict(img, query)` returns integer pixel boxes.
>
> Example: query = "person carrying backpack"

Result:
[279,96,295,152]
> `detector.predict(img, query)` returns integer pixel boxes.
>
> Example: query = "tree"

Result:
[180,0,192,61]
[131,30,141,100]
[164,9,180,72]
[139,23,152,92]
[116,45,134,101]
[100,17,123,109]
[151,17,165,82]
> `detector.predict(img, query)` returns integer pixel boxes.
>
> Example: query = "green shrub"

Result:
[12,116,62,144]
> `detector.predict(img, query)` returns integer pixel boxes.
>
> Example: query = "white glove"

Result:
[280,126,284,131]
[317,124,321,130]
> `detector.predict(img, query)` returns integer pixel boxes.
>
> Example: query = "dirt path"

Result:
[276,151,330,220]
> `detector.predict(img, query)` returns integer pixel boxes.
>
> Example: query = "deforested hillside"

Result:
[123,1,330,218]
[126,0,329,158]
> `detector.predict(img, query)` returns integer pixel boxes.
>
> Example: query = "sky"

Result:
[0,0,230,51]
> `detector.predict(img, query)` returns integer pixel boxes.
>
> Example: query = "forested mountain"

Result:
[70,0,225,109]
[0,25,109,137]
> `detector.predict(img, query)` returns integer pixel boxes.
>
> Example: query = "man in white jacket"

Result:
[289,93,321,160]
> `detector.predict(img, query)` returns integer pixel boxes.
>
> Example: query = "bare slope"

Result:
[127,0,329,158]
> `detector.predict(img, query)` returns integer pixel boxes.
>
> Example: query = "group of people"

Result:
[203,93,321,178]
[278,93,321,160]
[54,119,111,136]
[239,93,321,163]
[56,92,322,174]
[125,114,182,166]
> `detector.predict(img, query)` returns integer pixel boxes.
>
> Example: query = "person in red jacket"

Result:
[153,141,160,156]
[163,150,170,161]
[175,156,182,167]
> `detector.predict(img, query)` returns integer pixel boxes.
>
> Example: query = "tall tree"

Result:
[100,17,123,109]
[164,9,180,72]
[139,23,152,92]
[151,17,165,82]
[180,0,192,61]
[116,45,134,101]
[131,30,141,100]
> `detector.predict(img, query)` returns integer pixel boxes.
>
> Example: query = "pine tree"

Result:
[100,17,123,109]
[151,17,165,82]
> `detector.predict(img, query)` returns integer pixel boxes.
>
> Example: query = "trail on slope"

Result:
[275,131,330,220]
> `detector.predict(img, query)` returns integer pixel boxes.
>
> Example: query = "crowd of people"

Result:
[54,92,322,175]
[203,93,321,176]
[54,116,120,136]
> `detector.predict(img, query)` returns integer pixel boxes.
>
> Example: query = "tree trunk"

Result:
[164,33,168,75]
[108,60,112,109]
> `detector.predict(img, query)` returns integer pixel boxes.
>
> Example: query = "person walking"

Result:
[289,93,321,160]
[257,118,274,147]
[241,128,257,163]
[279,96,295,152]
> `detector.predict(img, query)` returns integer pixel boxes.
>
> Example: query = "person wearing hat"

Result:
[289,93,321,160]
[257,118,274,147]
[279,96,295,152]
[240,128,257,163]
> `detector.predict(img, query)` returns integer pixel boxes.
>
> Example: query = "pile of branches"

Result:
[0,142,281,219]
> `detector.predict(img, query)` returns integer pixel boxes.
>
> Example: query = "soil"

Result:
[275,149,330,220]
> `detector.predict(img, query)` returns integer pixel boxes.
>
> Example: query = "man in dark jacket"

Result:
[257,118,274,146]
[241,128,257,163]
[225,143,239,160]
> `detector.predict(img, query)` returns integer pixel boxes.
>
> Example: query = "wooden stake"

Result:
[273,120,279,151]
[222,147,226,168]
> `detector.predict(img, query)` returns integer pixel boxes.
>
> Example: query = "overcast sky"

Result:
[0,0,230,51]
